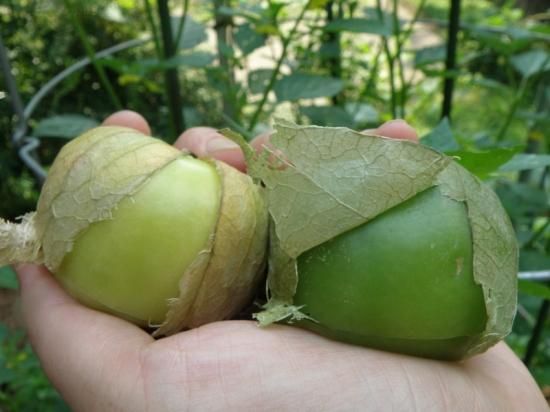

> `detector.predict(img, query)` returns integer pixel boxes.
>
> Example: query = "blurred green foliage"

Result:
[0,324,69,411]
[0,0,548,408]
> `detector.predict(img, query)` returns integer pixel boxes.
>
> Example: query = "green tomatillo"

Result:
[227,120,518,361]
[0,126,268,336]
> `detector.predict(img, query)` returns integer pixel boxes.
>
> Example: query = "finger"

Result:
[17,264,151,410]
[103,110,152,135]
[369,119,418,142]
[174,127,246,171]
[250,130,273,153]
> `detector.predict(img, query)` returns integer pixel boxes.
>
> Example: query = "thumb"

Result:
[16,264,151,409]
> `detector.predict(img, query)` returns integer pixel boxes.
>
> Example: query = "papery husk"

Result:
[0,126,181,271]
[227,120,518,358]
[155,161,268,336]
[1,126,269,336]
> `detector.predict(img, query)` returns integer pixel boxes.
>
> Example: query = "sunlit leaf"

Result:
[234,23,266,55]
[274,73,343,101]
[171,15,207,50]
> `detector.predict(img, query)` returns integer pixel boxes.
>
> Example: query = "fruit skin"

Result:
[0,126,268,335]
[57,156,221,326]
[294,186,487,360]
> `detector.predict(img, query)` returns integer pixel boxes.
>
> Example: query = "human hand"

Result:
[16,111,547,411]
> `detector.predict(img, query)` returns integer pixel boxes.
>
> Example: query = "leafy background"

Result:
[0,0,548,409]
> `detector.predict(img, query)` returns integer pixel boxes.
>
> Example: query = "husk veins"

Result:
[1,126,181,271]
[1,126,269,335]
[227,120,518,357]
[156,161,268,336]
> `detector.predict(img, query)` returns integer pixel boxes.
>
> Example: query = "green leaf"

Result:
[421,118,460,152]
[324,18,392,36]
[344,102,379,126]
[234,23,265,55]
[499,154,550,172]
[34,115,99,139]
[104,53,215,76]
[496,182,549,219]
[447,147,520,179]
[300,106,354,127]
[274,73,343,101]
[414,44,446,67]
[162,52,216,68]
[171,15,207,50]
[0,365,16,385]
[520,250,550,271]
[0,266,18,290]
[510,50,550,78]
[518,280,550,300]
[466,29,528,56]
[248,69,274,94]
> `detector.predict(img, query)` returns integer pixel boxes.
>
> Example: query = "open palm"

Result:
[16,111,547,411]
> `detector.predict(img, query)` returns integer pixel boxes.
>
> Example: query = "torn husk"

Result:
[0,213,43,266]
[1,126,181,270]
[1,126,269,336]
[228,120,518,357]
[155,160,268,336]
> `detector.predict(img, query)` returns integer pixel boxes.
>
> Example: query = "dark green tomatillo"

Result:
[294,187,486,360]
[229,120,518,361]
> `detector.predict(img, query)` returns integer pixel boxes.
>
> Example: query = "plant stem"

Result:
[524,219,550,249]
[495,76,528,142]
[248,0,312,132]
[214,0,237,120]
[498,54,550,143]
[441,0,461,120]
[395,0,427,118]
[63,0,122,110]
[143,0,162,57]
[523,299,549,367]
[390,0,405,117]
[375,0,396,118]
[157,0,185,138]
[361,45,383,101]
[324,0,343,106]
[174,0,190,49]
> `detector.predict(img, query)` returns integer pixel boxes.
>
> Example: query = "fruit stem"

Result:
[0,212,42,266]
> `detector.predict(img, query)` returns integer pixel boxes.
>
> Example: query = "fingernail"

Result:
[206,138,240,153]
